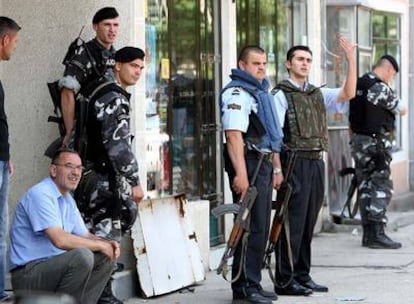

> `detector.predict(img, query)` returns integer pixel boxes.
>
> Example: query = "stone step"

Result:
[389,191,414,212]
[111,269,140,301]
[118,232,136,270]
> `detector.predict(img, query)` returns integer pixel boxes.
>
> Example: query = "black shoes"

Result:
[258,288,278,300]
[297,279,328,292]
[274,280,312,296]
[362,224,371,247]
[97,294,123,304]
[233,291,274,303]
[233,288,277,303]
[98,280,123,304]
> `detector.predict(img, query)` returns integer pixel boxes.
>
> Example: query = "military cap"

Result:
[115,47,145,63]
[92,7,119,24]
[380,54,399,73]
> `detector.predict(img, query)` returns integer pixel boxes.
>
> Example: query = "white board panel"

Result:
[131,194,205,297]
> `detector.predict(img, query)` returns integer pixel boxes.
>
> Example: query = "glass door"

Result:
[145,0,223,245]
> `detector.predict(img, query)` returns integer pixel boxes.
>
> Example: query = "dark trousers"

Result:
[275,158,324,283]
[226,155,272,295]
[11,248,114,304]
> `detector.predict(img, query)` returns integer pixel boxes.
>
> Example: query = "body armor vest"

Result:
[349,73,395,135]
[276,80,328,151]
[85,80,129,172]
[220,69,283,152]
[84,39,115,81]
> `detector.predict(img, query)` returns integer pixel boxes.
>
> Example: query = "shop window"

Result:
[325,6,356,127]
[236,0,307,85]
[325,7,401,145]
[372,12,401,149]
[145,0,223,246]
[145,1,170,197]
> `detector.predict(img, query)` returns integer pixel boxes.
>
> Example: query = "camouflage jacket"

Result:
[59,38,116,95]
[87,83,140,187]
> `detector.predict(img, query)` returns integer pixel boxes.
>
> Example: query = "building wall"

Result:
[0,0,143,210]
[410,0,414,190]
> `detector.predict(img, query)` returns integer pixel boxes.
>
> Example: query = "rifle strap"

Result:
[230,230,249,283]
[82,39,103,78]
[221,219,251,283]
[273,211,295,288]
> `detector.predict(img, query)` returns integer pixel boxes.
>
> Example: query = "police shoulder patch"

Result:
[227,103,242,110]
[231,87,241,95]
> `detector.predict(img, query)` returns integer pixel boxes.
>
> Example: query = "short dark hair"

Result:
[237,45,265,67]
[0,16,21,37]
[286,45,312,61]
[51,148,80,165]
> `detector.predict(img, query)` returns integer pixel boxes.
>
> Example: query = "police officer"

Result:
[75,47,145,304]
[221,45,284,304]
[58,7,119,148]
[349,55,406,249]
[272,38,356,296]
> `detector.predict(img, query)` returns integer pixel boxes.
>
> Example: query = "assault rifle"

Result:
[211,146,270,278]
[263,150,297,281]
[44,26,102,159]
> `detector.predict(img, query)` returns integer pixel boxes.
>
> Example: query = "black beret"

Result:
[380,54,399,73]
[92,7,119,24]
[115,47,145,63]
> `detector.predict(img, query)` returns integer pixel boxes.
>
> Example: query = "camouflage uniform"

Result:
[58,38,116,149]
[350,72,400,225]
[350,133,393,224]
[76,82,139,242]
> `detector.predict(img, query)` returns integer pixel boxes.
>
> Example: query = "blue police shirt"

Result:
[221,87,258,132]
[9,177,88,269]
[273,79,344,126]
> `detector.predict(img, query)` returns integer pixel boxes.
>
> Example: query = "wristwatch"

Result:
[273,167,282,175]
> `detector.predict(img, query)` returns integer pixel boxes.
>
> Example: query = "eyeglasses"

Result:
[53,163,85,172]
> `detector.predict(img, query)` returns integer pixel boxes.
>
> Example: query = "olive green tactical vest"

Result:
[276,80,328,151]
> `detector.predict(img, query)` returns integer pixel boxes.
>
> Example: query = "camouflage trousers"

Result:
[75,169,137,242]
[350,133,393,225]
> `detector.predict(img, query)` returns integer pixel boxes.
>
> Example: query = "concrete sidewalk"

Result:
[126,210,414,304]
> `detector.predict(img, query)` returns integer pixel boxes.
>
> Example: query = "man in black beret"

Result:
[57,7,123,303]
[74,46,145,304]
[349,54,406,249]
[58,6,120,148]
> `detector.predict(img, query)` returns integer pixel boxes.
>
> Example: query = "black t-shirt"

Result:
[0,81,10,161]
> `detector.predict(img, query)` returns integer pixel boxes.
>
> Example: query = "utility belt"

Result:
[245,149,273,162]
[295,150,323,160]
[354,131,391,139]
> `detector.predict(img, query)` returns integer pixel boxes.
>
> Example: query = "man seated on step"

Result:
[9,149,119,304]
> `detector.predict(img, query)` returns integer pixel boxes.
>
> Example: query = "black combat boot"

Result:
[367,222,402,249]
[98,279,123,304]
[361,223,371,247]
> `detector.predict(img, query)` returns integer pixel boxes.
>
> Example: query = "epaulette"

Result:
[270,87,279,95]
